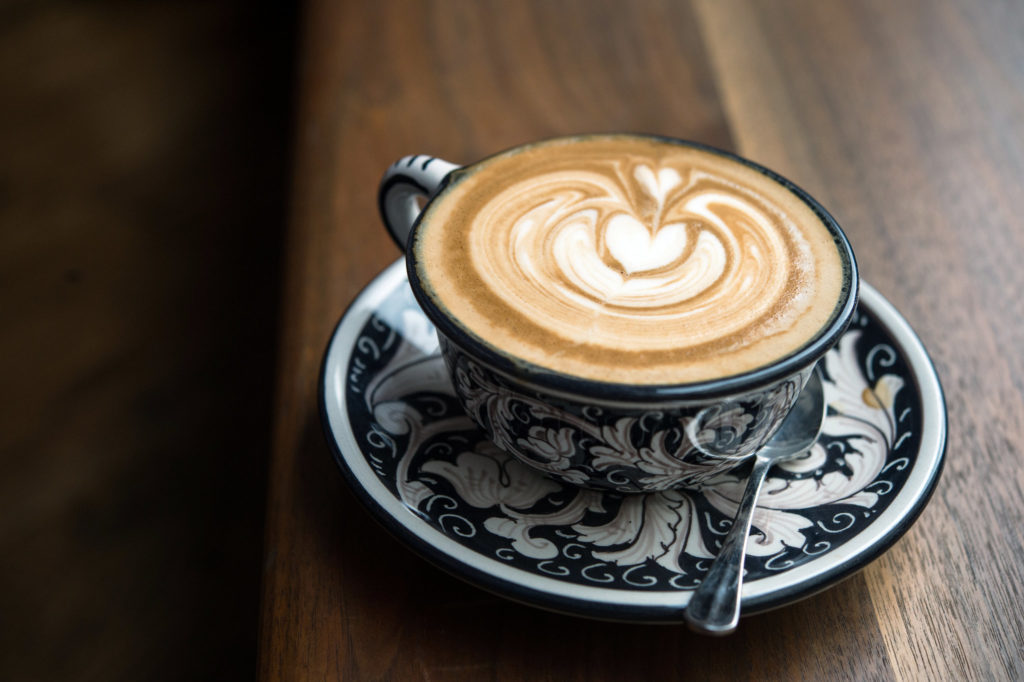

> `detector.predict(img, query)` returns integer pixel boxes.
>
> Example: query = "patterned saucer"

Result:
[320,260,946,622]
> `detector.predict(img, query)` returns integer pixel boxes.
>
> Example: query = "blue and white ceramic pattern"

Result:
[378,140,859,492]
[441,339,812,492]
[320,261,945,621]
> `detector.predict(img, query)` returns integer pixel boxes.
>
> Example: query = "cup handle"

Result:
[378,155,460,251]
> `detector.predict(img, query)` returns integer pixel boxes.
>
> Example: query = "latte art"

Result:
[415,137,846,384]
[483,166,797,336]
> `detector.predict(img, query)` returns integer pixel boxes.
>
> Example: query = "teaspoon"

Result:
[684,368,827,635]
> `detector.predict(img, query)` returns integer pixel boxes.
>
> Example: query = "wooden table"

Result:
[259,1,1024,679]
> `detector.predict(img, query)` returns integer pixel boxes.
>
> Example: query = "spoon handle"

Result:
[684,454,773,635]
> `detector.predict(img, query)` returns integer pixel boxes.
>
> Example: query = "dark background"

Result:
[0,1,297,678]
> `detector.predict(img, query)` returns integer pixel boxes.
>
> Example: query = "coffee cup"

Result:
[378,134,857,492]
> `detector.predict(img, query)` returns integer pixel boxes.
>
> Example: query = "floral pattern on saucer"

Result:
[342,280,922,590]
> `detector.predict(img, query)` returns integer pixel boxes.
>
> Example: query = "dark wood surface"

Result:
[1,2,294,679]
[260,1,1024,679]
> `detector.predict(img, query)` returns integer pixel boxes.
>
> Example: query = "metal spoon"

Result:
[684,368,827,635]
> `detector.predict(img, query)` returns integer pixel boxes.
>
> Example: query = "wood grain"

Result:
[695,2,1024,679]
[260,0,1024,679]
[0,2,295,679]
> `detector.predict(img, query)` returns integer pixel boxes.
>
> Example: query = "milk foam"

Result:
[415,137,845,384]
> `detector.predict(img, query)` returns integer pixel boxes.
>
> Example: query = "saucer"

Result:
[320,260,946,622]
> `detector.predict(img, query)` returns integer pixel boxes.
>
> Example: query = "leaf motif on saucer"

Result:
[343,283,923,589]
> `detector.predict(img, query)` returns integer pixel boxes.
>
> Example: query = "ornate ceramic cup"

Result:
[378,135,858,492]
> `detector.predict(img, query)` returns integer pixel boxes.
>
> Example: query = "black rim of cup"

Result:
[404,133,859,403]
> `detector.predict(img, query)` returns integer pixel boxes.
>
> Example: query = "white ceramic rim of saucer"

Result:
[321,259,946,616]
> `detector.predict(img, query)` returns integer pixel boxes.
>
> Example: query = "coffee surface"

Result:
[414,136,846,384]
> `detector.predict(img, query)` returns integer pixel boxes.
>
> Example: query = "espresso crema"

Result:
[413,136,846,384]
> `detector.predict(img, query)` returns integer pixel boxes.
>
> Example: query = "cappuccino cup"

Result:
[379,134,857,492]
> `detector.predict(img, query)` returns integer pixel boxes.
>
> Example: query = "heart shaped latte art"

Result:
[418,138,843,383]
[549,210,730,309]
[604,214,687,274]
[501,164,738,313]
